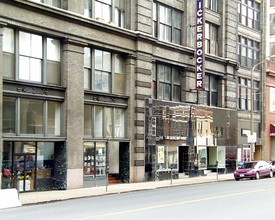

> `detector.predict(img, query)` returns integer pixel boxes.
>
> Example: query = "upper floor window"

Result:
[152,63,181,102]
[271,0,275,7]
[84,0,125,28]
[205,0,218,12]
[205,22,219,55]
[238,0,260,30]
[203,74,218,106]
[238,77,251,110]
[84,105,125,138]
[238,36,260,68]
[270,13,275,36]
[253,80,260,111]
[30,0,61,8]
[270,42,275,56]
[3,28,61,85]
[153,2,182,45]
[84,47,126,94]
[3,97,62,136]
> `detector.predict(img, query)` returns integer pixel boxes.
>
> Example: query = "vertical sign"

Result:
[196,0,205,90]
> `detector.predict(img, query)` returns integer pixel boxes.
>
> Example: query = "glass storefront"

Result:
[83,142,107,187]
[144,99,238,181]
[83,141,130,187]
[1,141,66,191]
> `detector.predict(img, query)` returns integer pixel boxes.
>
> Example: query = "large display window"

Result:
[156,146,177,170]
[83,142,107,187]
[198,147,207,169]
[1,141,66,191]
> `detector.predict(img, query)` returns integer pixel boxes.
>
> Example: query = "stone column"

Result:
[62,39,85,189]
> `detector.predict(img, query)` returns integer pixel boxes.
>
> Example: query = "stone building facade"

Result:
[0,0,266,191]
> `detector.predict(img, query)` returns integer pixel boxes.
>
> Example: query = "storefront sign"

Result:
[196,0,205,90]
[134,160,144,166]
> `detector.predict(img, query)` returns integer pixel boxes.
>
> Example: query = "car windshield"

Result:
[242,162,257,169]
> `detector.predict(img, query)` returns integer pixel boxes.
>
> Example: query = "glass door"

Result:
[95,142,106,176]
[13,154,36,192]
[13,142,36,192]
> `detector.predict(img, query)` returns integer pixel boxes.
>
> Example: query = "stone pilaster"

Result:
[62,39,85,189]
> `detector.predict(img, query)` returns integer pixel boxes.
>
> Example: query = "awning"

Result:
[270,124,275,136]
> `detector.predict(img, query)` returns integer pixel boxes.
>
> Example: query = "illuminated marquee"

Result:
[196,0,205,90]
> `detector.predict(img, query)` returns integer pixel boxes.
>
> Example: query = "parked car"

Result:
[269,160,275,174]
[234,160,273,181]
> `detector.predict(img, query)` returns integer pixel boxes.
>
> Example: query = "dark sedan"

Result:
[234,160,273,181]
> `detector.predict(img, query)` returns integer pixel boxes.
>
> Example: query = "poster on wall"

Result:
[158,146,165,163]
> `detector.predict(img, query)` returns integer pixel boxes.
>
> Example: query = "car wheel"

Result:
[255,172,260,180]
[235,178,240,181]
[270,170,273,178]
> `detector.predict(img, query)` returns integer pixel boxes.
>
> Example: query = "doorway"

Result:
[178,146,189,173]
[13,153,36,192]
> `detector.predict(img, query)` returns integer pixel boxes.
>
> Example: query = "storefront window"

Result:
[217,147,226,168]
[84,105,125,138]
[96,142,107,176]
[3,97,62,136]
[168,146,178,169]
[1,141,65,191]
[47,101,61,135]
[37,142,54,180]
[20,99,43,134]
[157,146,166,170]
[84,142,107,176]
[84,105,93,136]
[3,97,16,134]
[114,108,125,137]
[94,106,103,137]
[84,142,95,176]
[13,142,36,192]
[105,108,112,137]
[83,142,107,187]
[1,142,13,189]
[198,147,207,169]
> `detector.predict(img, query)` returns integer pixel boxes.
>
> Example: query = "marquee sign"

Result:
[196,0,205,90]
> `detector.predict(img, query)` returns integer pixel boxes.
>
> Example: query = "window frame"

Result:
[84,105,125,138]
[153,63,181,102]
[30,0,62,8]
[84,47,126,95]
[203,74,218,107]
[84,0,126,28]
[238,77,251,110]
[238,35,260,68]
[253,80,260,111]
[153,2,182,45]
[3,97,62,136]
[205,0,218,12]
[2,28,61,86]
[205,22,219,56]
[238,0,260,30]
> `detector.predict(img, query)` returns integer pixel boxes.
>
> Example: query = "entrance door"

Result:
[178,146,189,173]
[13,154,36,192]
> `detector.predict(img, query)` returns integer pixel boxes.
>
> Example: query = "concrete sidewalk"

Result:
[19,173,234,206]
